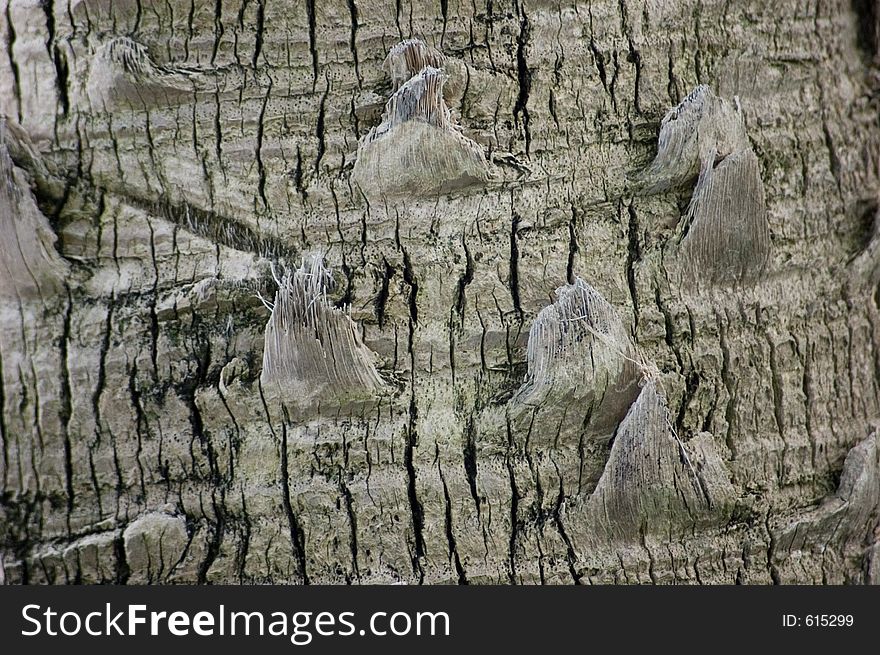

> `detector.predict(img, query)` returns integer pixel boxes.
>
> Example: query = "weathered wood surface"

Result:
[1,0,879,584]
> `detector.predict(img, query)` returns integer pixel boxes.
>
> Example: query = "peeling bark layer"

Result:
[1,0,880,585]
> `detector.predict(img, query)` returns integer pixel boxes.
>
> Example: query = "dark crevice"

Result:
[197,491,226,584]
[114,533,130,584]
[279,410,310,584]
[374,258,394,328]
[566,207,579,284]
[440,0,449,45]
[675,371,700,436]
[655,285,684,371]
[346,0,361,84]
[590,40,608,93]
[41,1,70,117]
[509,213,523,319]
[5,3,23,122]
[291,145,307,198]
[505,418,519,583]
[143,193,293,258]
[626,40,642,114]
[400,244,425,582]
[625,203,641,336]
[853,0,878,57]
[404,395,425,581]
[252,0,265,69]
[553,466,582,584]
[449,238,475,381]
[236,489,252,583]
[340,481,360,582]
[766,335,787,440]
[453,239,475,322]
[211,0,224,65]
[438,456,467,584]
[822,120,842,193]
[512,3,532,155]
[125,363,147,501]
[255,77,273,211]
[314,75,330,176]
[58,287,74,532]
[305,0,319,86]
[462,415,481,517]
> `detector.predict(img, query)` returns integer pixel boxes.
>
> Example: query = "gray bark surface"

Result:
[1,0,879,584]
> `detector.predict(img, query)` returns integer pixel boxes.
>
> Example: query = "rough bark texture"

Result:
[1,0,880,585]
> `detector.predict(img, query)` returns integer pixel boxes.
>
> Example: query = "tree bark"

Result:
[1,0,879,584]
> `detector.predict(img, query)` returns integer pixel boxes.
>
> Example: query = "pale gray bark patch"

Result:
[86,36,245,111]
[385,39,445,91]
[0,121,68,304]
[771,430,880,583]
[677,148,770,285]
[1,0,879,585]
[122,511,189,584]
[585,380,733,540]
[259,253,387,409]
[509,277,641,446]
[634,85,770,285]
[633,85,749,194]
[352,60,493,198]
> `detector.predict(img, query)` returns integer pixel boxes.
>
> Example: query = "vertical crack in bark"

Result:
[509,212,523,318]
[4,3,22,122]
[764,329,787,441]
[346,0,361,85]
[793,335,818,470]
[440,1,449,46]
[566,205,579,284]
[255,76,273,211]
[314,73,329,177]
[374,258,394,328]
[211,0,224,65]
[0,347,6,490]
[114,533,130,584]
[505,415,520,583]
[821,119,843,196]
[765,510,781,584]
[717,311,739,457]
[453,237,474,321]
[400,243,426,582]
[58,286,74,533]
[463,414,481,518]
[626,41,642,114]
[278,408,310,584]
[589,30,609,95]
[146,220,160,380]
[91,300,113,453]
[197,490,226,584]
[625,202,641,336]
[213,88,224,170]
[340,479,360,582]
[552,459,582,584]
[305,0,319,86]
[654,284,684,370]
[512,2,532,155]
[437,451,467,584]
[127,361,148,502]
[40,0,69,118]
[449,236,474,380]
[252,0,265,70]
[236,487,252,583]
